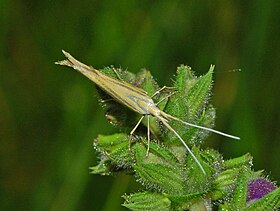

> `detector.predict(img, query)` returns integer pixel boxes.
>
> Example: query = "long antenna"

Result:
[162,112,240,140]
[157,116,206,175]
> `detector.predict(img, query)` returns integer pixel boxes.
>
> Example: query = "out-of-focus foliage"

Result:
[1,1,280,210]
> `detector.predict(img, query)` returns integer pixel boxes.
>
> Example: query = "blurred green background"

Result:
[1,0,280,210]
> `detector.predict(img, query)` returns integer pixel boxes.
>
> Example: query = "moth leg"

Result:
[128,116,144,150]
[112,67,123,81]
[99,98,114,103]
[151,86,175,98]
[155,91,178,106]
[151,86,166,98]
[146,115,150,157]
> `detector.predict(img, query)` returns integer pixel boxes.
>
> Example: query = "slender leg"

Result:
[156,115,206,175]
[112,67,122,80]
[99,98,114,103]
[128,116,145,150]
[155,91,178,106]
[151,86,167,98]
[151,86,175,98]
[146,115,150,157]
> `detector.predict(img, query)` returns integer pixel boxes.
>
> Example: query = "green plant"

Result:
[90,65,279,210]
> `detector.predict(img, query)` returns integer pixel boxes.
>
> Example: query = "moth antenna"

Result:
[157,116,206,175]
[162,112,240,140]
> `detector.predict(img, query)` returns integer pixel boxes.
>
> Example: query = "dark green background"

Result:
[1,1,279,210]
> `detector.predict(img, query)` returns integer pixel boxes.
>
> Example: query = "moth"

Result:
[56,50,240,174]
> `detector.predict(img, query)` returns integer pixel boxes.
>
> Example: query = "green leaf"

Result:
[165,192,204,203]
[174,65,196,92]
[183,65,214,121]
[211,154,253,201]
[224,153,253,169]
[133,143,185,195]
[163,65,214,146]
[188,198,212,211]
[184,147,218,193]
[163,66,196,129]
[165,192,206,210]
[89,155,112,175]
[123,192,171,211]
[216,170,249,210]
[211,168,240,200]
[218,203,231,210]
[94,133,133,167]
[230,170,248,209]
[143,142,180,166]
[245,188,280,211]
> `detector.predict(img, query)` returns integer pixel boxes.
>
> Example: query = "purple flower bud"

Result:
[247,178,276,202]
